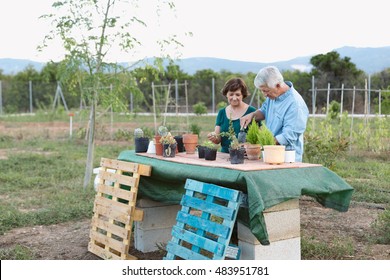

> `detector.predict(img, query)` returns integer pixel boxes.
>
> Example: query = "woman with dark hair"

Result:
[207,77,257,153]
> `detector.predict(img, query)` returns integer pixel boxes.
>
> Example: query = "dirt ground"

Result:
[0,121,389,260]
[0,198,389,260]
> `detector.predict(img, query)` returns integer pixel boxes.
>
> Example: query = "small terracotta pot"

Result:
[182,133,198,154]
[154,135,163,156]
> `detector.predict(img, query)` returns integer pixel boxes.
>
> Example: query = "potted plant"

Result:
[197,143,206,158]
[134,128,149,153]
[245,118,262,160]
[160,132,177,158]
[154,126,168,156]
[219,118,245,164]
[259,124,285,164]
[202,140,219,161]
[182,123,200,154]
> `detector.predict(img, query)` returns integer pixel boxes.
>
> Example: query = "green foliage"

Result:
[374,90,390,114]
[304,134,349,170]
[328,100,340,119]
[0,137,127,235]
[219,116,240,149]
[193,102,208,115]
[246,118,262,144]
[114,129,132,141]
[216,101,228,111]
[0,244,36,260]
[310,51,365,88]
[202,140,219,150]
[258,124,275,146]
[301,236,354,260]
[189,123,201,136]
[371,209,390,244]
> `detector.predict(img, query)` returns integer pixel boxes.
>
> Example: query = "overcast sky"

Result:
[1,0,390,63]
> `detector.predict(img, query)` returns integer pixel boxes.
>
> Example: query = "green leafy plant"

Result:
[246,118,262,145]
[258,124,275,146]
[193,102,208,115]
[219,117,241,150]
[202,140,219,150]
[189,123,201,136]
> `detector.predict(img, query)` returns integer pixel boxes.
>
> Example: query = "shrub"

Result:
[246,118,261,144]
[193,102,208,115]
[371,208,390,244]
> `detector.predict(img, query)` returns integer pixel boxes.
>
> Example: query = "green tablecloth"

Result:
[118,150,354,245]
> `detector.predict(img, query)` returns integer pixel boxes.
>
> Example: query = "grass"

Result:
[301,236,355,260]
[0,112,389,259]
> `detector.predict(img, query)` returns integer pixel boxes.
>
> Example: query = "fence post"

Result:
[340,84,344,115]
[29,80,33,113]
[212,77,215,114]
[0,80,2,115]
[326,83,330,116]
[368,74,371,115]
[175,79,179,115]
[311,75,315,114]
[349,86,356,151]
[378,90,382,115]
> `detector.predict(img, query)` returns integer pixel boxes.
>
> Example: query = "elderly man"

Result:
[240,66,309,162]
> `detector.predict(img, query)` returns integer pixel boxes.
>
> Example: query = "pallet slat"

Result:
[88,158,151,260]
[165,179,243,260]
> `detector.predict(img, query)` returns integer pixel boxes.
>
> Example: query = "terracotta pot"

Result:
[154,135,163,156]
[245,143,261,160]
[182,133,198,154]
[263,145,285,164]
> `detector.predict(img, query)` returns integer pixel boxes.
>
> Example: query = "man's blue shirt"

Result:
[259,81,309,162]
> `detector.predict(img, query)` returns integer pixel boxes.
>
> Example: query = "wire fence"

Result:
[0,79,389,117]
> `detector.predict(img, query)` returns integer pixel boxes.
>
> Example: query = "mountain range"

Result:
[1,46,390,75]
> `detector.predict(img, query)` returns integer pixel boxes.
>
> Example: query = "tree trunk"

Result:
[83,99,96,189]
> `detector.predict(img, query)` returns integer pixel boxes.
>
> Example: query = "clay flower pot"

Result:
[154,135,163,156]
[182,133,198,154]
[245,143,261,160]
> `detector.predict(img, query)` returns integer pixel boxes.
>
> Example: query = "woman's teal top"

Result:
[215,106,257,153]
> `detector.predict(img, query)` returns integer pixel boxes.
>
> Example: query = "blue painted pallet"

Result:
[164,179,242,260]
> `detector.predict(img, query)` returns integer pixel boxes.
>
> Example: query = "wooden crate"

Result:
[88,158,151,260]
[164,179,242,260]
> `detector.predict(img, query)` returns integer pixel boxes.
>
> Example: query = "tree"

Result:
[40,0,181,189]
[310,51,365,88]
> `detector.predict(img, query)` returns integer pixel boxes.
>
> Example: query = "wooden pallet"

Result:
[88,158,151,260]
[164,179,243,260]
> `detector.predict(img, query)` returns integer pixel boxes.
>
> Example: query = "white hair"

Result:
[254,66,284,88]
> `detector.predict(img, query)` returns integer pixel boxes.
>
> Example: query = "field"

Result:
[0,112,389,260]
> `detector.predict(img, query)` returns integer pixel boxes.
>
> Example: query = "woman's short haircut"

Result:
[221,78,249,98]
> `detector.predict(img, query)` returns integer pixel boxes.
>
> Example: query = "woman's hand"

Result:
[207,132,220,144]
